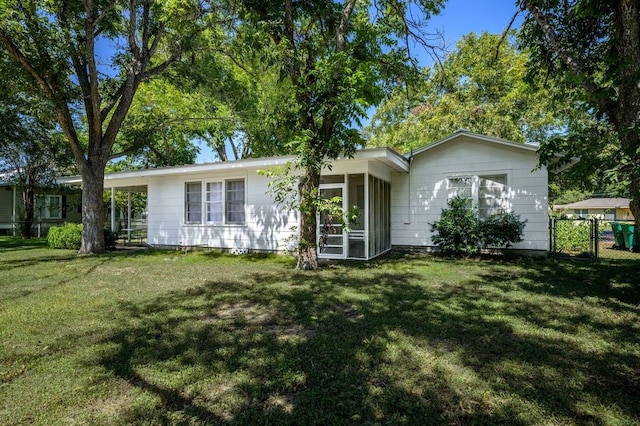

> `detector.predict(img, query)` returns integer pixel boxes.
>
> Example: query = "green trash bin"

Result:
[610,222,626,250]
[619,222,639,252]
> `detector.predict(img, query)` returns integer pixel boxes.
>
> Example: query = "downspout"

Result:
[404,150,413,224]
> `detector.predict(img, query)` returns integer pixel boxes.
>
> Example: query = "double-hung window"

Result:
[447,177,473,209]
[185,179,245,225]
[205,182,223,223]
[447,174,508,218]
[225,179,245,224]
[185,182,203,223]
[478,175,507,218]
[35,195,63,219]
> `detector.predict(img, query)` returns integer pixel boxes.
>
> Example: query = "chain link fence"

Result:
[0,221,49,237]
[549,217,640,261]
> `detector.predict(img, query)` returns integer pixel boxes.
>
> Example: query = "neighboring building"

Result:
[0,181,82,236]
[58,130,549,258]
[553,198,633,221]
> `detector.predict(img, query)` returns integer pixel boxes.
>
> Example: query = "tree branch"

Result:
[336,0,357,52]
[521,0,616,118]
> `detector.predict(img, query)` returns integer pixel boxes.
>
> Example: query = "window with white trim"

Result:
[185,179,245,225]
[447,177,472,209]
[478,175,507,218]
[205,182,223,223]
[185,182,203,223]
[447,174,508,218]
[225,179,245,224]
[35,195,62,219]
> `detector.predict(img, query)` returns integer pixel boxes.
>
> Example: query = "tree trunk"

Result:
[20,186,34,239]
[297,166,321,270]
[79,164,106,254]
[615,0,640,231]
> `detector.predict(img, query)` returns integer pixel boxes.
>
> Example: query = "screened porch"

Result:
[318,173,391,260]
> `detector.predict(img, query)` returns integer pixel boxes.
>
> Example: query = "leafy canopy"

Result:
[366,32,567,152]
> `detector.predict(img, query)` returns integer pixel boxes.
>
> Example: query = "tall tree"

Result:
[0,0,214,253]
[241,0,444,270]
[0,58,73,238]
[113,78,206,168]
[177,28,297,162]
[519,0,640,226]
[365,31,568,152]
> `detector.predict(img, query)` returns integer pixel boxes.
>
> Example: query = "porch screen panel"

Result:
[347,174,365,258]
[185,182,202,223]
[368,175,392,258]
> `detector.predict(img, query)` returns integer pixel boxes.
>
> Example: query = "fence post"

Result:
[594,219,599,260]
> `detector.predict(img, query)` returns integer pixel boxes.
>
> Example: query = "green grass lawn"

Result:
[1,237,638,425]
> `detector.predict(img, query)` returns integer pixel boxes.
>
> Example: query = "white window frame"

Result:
[36,194,63,219]
[478,174,507,218]
[184,178,246,226]
[447,176,473,209]
[185,182,203,224]
[446,172,509,218]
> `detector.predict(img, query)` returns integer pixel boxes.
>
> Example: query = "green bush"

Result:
[430,197,527,256]
[479,211,527,248]
[48,223,83,250]
[48,223,118,250]
[554,219,591,253]
[430,197,481,255]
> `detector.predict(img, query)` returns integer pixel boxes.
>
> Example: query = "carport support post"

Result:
[110,188,116,232]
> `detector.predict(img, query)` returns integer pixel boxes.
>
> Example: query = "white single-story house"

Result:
[553,198,633,221]
[58,130,549,259]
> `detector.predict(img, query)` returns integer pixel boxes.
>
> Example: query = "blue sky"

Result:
[428,0,522,53]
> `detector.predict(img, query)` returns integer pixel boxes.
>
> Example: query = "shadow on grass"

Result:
[94,257,640,424]
[0,236,48,252]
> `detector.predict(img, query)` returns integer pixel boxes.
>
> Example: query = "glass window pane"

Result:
[185,182,202,223]
[478,174,506,218]
[225,179,245,224]
[48,196,62,219]
[448,177,472,203]
[206,182,223,223]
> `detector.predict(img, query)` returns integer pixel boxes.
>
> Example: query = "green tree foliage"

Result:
[181,35,298,162]
[0,0,215,253]
[366,32,566,152]
[241,0,445,269]
[114,78,205,168]
[520,0,640,227]
[0,55,74,238]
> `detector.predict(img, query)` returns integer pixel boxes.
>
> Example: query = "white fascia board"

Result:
[57,149,410,187]
[57,155,297,186]
[335,147,409,172]
[359,147,410,172]
[409,130,539,157]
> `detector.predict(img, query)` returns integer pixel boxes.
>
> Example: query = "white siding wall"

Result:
[146,169,298,251]
[391,138,548,252]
